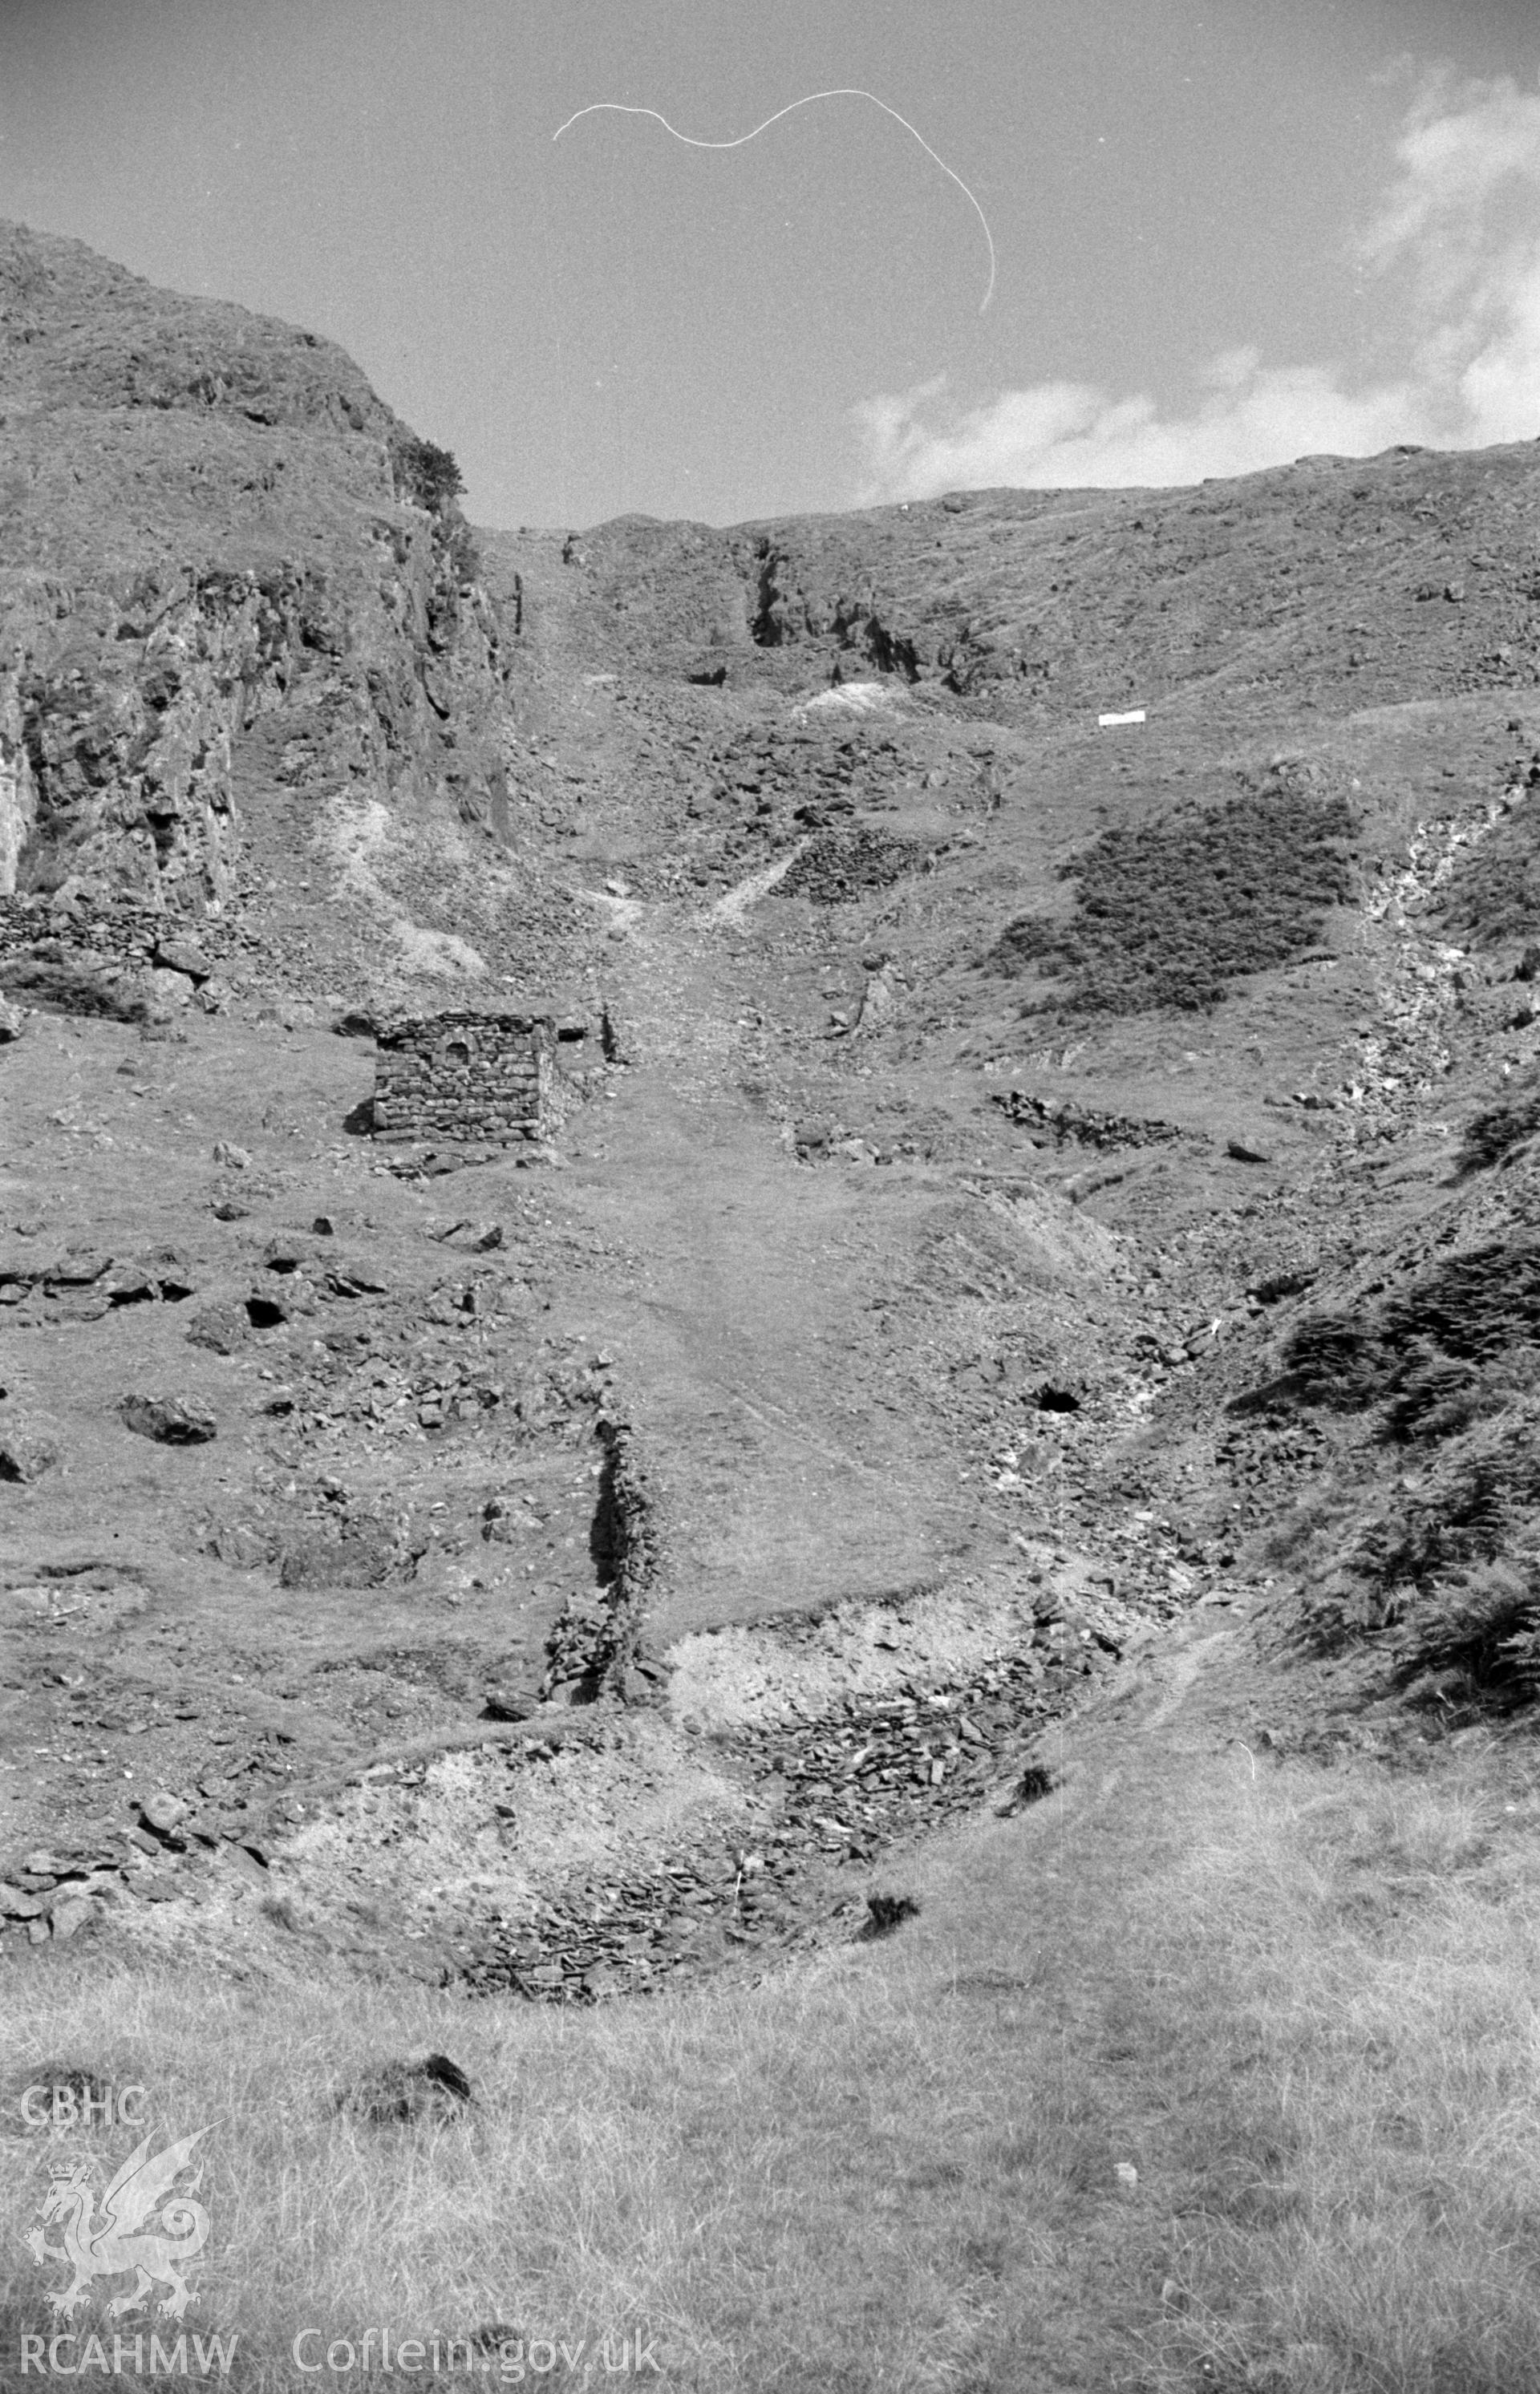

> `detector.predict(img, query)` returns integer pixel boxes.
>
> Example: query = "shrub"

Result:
[1438,802,1540,950]
[391,431,465,516]
[1460,1075,1540,1172]
[1359,1442,1530,1588]
[1277,1315,1384,1412]
[989,785,1355,1015]
[1261,1242,1540,1707]
[1393,1558,1540,1711]
[1291,1408,1540,1690]
[1273,1241,1540,1437]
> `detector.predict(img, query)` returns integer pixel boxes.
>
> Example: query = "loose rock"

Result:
[0,1420,59,1482]
[120,1395,217,1444]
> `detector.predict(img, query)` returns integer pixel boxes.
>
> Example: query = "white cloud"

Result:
[852,75,1540,501]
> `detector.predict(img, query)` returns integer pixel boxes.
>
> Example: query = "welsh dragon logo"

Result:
[26,2128,211,2320]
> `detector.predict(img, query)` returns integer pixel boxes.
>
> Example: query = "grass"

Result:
[990,785,1355,1015]
[8,1713,1540,2391]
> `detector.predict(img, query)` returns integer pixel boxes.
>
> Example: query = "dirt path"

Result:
[557,921,982,1639]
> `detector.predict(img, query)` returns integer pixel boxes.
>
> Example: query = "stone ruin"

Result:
[373,1011,557,1146]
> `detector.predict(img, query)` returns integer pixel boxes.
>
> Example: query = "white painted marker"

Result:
[1098,709,1146,727]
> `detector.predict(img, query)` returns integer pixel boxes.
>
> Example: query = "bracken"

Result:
[990,784,1355,1015]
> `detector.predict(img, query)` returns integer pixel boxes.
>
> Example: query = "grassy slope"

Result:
[6,1625,1540,2393]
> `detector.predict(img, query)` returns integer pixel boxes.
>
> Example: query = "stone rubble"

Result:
[459,1608,1106,2003]
[990,1088,1197,1152]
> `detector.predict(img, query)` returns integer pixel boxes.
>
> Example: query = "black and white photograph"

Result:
[2,2,1540,2385]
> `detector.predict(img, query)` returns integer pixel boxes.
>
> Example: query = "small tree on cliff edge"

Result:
[391,432,465,516]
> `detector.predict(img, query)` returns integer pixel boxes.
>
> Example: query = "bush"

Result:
[1274,1241,1540,1437]
[391,431,465,516]
[1276,1315,1384,1412]
[1438,802,1540,950]
[1291,1404,1540,1689]
[1460,1074,1540,1172]
[1262,1245,1540,1710]
[1357,1440,1532,1588]
[1393,1558,1540,1712]
[989,785,1355,1015]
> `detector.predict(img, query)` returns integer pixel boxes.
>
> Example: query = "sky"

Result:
[0,0,1537,529]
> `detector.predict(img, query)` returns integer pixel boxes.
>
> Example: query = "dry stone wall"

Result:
[990,1088,1194,1151]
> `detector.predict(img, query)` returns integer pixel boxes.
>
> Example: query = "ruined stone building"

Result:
[373,1011,557,1144]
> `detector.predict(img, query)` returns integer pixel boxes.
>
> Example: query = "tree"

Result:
[391,432,464,516]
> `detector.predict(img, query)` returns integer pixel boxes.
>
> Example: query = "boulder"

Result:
[481,1690,537,1723]
[143,1248,196,1302]
[209,1523,276,1569]
[139,1790,188,1837]
[47,1250,113,1286]
[155,939,212,982]
[120,1394,217,1444]
[22,1847,111,1876]
[184,1305,249,1355]
[0,1420,60,1483]
[278,1529,393,1588]
[854,968,898,1032]
[326,1258,389,1297]
[262,1236,314,1274]
[0,998,24,1042]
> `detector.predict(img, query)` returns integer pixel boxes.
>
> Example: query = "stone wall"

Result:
[990,1088,1194,1151]
[373,1011,554,1144]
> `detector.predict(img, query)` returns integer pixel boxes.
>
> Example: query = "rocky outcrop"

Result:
[0,220,515,922]
[0,677,37,893]
[0,219,398,437]
[715,455,1540,719]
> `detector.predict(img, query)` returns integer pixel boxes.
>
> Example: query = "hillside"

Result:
[3,222,1540,2389]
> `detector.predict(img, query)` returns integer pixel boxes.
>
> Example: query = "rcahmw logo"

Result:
[18,2331,238,2379]
[20,2085,149,2132]
[18,2118,234,2376]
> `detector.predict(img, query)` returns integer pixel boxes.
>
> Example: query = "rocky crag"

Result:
[0,219,537,1011]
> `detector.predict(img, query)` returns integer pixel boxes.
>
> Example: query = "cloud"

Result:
[852,75,1540,501]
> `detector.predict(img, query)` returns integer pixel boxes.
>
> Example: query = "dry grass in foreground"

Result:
[6,1710,1540,2392]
